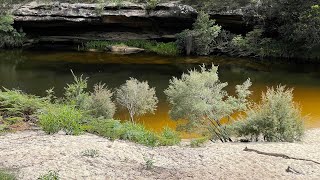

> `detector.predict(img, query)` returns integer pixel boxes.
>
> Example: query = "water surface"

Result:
[1,50,320,134]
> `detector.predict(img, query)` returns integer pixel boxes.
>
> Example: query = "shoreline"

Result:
[1,129,320,179]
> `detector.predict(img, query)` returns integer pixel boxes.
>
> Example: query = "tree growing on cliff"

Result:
[116,78,158,122]
[0,14,25,48]
[164,64,252,142]
[176,12,222,55]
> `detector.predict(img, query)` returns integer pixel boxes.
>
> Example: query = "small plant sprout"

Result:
[38,170,59,180]
[144,156,155,170]
[116,78,158,123]
[81,149,99,158]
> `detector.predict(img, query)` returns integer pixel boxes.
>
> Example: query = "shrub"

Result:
[232,86,305,142]
[177,12,222,55]
[190,137,209,148]
[0,15,25,48]
[149,42,180,56]
[158,126,181,146]
[164,64,252,142]
[86,118,180,146]
[0,88,46,117]
[116,78,158,122]
[39,105,84,135]
[64,71,91,110]
[38,170,59,180]
[0,170,16,180]
[230,29,284,58]
[89,83,116,119]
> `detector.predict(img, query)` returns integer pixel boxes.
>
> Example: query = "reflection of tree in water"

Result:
[0,50,27,88]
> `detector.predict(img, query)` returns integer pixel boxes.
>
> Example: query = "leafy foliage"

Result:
[0,15,25,48]
[39,104,84,135]
[177,12,222,55]
[89,83,116,119]
[165,64,252,142]
[0,88,46,117]
[190,137,209,147]
[158,126,181,146]
[64,71,91,110]
[232,86,305,142]
[86,118,180,146]
[116,78,158,122]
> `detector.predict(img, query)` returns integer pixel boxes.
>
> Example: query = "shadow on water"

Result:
[1,50,320,134]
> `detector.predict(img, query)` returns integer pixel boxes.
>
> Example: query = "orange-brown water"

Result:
[0,50,319,137]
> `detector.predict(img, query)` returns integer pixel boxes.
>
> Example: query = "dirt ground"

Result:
[0,129,320,180]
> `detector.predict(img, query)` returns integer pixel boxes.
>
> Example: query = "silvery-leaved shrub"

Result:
[89,83,116,119]
[116,78,158,122]
[232,86,305,142]
[164,64,252,142]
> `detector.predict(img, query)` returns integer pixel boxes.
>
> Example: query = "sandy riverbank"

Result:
[0,129,320,180]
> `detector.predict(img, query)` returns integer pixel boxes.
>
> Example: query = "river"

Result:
[1,50,320,135]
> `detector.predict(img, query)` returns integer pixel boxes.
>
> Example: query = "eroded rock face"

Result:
[13,1,197,43]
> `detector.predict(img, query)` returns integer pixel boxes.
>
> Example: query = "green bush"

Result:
[158,126,181,146]
[232,86,305,142]
[64,71,91,110]
[86,118,180,146]
[0,88,46,116]
[39,105,84,135]
[190,137,208,147]
[88,83,116,119]
[0,15,25,48]
[177,12,222,55]
[0,170,16,180]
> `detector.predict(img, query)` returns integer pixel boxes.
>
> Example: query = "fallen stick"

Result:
[286,166,303,175]
[244,147,320,165]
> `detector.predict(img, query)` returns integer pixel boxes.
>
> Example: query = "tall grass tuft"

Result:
[39,104,84,135]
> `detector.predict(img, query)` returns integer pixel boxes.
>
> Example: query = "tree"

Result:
[251,0,320,57]
[0,14,25,48]
[116,78,158,122]
[164,64,252,142]
[176,12,222,55]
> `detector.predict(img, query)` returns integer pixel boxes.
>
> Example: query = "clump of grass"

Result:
[81,149,99,158]
[85,118,181,147]
[144,156,155,170]
[0,88,46,117]
[38,170,59,180]
[83,40,180,56]
[39,104,84,135]
[190,137,209,148]
[0,170,16,180]
[158,126,181,146]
